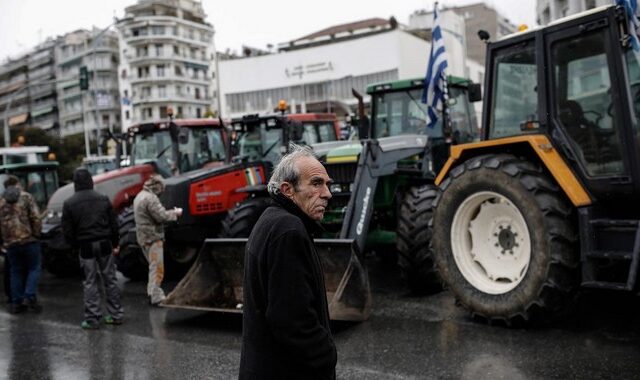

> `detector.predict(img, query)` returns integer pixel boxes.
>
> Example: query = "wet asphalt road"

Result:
[1,256,639,380]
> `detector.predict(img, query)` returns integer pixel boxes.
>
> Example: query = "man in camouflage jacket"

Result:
[133,175,182,305]
[0,175,43,314]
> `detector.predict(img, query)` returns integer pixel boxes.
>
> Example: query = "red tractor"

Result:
[41,117,230,277]
[116,112,343,280]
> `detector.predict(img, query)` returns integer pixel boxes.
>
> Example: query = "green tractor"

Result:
[320,76,481,293]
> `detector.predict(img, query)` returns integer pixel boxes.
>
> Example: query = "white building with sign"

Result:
[218,18,483,118]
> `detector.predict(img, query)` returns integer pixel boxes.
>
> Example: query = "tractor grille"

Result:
[195,202,224,213]
[325,162,357,184]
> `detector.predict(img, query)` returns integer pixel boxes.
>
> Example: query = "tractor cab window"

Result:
[625,50,640,139]
[236,123,281,164]
[132,130,172,166]
[489,40,538,138]
[552,30,624,176]
[188,128,226,170]
[448,86,480,142]
[300,122,338,144]
[373,89,443,139]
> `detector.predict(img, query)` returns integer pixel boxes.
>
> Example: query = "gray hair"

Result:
[267,143,317,195]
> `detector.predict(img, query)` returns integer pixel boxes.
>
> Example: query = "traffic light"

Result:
[79,66,89,90]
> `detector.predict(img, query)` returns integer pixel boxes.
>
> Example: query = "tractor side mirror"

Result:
[468,83,482,102]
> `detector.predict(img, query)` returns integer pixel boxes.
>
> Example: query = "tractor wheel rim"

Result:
[451,191,531,295]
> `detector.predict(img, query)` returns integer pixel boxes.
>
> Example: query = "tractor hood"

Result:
[324,135,429,164]
[42,163,157,234]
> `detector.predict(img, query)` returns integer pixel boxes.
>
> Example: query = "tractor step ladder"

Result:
[579,210,640,291]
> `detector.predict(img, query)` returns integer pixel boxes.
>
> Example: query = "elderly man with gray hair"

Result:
[239,144,337,379]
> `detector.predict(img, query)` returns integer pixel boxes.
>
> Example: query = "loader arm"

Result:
[340,135,430,253]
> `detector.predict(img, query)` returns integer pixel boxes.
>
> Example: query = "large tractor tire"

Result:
[116,208,148,281]
[221,197,271,238]
[432,154,579,325]
[396,185,442,294]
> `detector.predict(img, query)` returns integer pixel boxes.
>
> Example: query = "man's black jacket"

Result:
[61,169,118,249]
[239,192,337,380]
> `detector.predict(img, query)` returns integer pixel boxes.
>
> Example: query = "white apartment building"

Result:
[218,18,484,119]
[117,0,218,131]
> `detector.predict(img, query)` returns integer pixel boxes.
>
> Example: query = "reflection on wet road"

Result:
[1,256,639,379]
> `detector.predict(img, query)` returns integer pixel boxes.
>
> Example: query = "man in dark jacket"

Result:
[62,168,123,329]
[0,175,43,314]
[240,144,337,379]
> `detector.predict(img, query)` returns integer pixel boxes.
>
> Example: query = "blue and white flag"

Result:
[422,3,449,129]
[617,0,640,52]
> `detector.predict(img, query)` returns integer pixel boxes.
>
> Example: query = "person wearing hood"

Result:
[62,168,123,329]
[0,175,43,314]
[133,174,182,305]
[239,144,337,380]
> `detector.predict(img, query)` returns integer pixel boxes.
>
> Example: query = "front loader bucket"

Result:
[162,238,372,321]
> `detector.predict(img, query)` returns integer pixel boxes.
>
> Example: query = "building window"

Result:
[155,44,163,57]
[195,88,201,100]
[160,106,168,118]
[175,65,183,76]
[157,65,165,77]
[176,85,182,96]
[121,69,127,79]
[125,110,130,120]
[152,26,165,35]
[196,108,201,118]
[192,69,199,79]
[142,87,151,99]
[158,85,166,97]
[136,46,148,57]
[102,114,109,127]
[173,26,179,36]
[191,48,197,59]
[138,66,150,78]
[174,45,180,56]
[177,106,183,117]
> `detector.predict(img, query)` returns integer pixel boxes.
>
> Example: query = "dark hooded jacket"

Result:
[61,168,118,249]
[239,192,337,380]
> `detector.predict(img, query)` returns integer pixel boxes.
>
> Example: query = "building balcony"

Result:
[128,72,211,86]
[132,91,212,105]
[122,33,211,49]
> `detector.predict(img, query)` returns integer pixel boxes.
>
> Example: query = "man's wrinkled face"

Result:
[281,156,332,221]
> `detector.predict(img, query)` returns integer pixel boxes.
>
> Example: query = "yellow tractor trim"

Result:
[326,155,359,164]
[434,134,592,207]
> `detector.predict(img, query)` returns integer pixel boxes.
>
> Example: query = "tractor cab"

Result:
[0,146,59,210]
[0,162,59,211]
[127,118,229,176]
[230,113,340,165]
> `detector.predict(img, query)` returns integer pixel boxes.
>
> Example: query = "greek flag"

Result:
[422,5,448,129]
[617,0,640,52]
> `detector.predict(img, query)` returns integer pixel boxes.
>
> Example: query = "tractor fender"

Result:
[434,134,592,207]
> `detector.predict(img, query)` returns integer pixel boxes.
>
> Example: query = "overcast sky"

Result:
[0,0,536,61]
